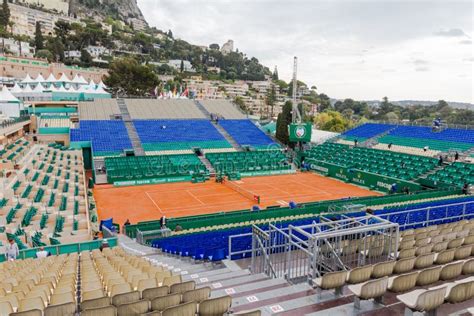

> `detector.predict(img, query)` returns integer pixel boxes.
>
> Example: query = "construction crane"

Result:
[291,56,302,124]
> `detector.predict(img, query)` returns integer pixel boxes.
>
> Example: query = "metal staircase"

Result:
[194,101,242,151]
[414,163,448,182]
[361,125,398,148]
[116,98,145,156]
[197,155,216,176]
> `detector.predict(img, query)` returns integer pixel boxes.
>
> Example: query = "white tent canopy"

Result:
[45,73,58,83]
[21,74,35,84]
[22,84,33,93]
[90,85,109,95]
[33,83,44,93]
[57,73,72,83]
[0,86,20,103]
[98,80,107,89]
[35,74,45,83]
[10,83,23,94]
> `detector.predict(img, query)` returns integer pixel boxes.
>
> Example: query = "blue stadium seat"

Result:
[219,119,276,147]
[70,120,132,155]
[341,123,395,140]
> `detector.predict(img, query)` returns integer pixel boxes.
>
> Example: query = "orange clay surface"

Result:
[93,172,382,224]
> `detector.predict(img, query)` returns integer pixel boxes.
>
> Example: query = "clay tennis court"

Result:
[93,172,382,224]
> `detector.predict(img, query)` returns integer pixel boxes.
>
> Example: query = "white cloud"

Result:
[138,0,474,103]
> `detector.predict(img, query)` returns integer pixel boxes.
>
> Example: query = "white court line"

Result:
[186,190,205,205]
[145,191,164,215]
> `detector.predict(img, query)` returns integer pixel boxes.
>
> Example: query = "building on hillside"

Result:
[64,50,81,59]
[0,56,107,83]
[15,0,69,14]
[182,79,223,99]
[219,81,249,98]
[0,38,35,58]
[127,18,148,32]
[9,3,82,37]
[166,60,195,72]
[221,40,234,55]
[86,46,111,58]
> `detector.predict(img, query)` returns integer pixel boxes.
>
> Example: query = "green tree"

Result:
[209,43,219,50]
[266,84,277,118]
[80,49,93,66]
[234,96,247,113]
[272,66,279,81]
[0,0,10,28]
[35,49,54,62]
[167,29,173,38]
[276,101,293,145]
[180,59,184,73]
[34,22,44,50]
[54,21,71,42]
[104,58,159,96]
[314,110,352,132]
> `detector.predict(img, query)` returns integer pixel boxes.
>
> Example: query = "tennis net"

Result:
[223,179,260,204]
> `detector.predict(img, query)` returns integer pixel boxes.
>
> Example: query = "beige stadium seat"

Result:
[155,271,172,284]
[50,292,75,305]
[415,238,430,247]
[372,261,395,278]
[398,248,416,259]
[199,296,232,316]
[162,301,197,316]
[415,253,435,269]
[435,280,474,304]
[162,275,182,287]
[463,235,474,245]
[137,279,158,296]
[117,300,150,316]
[110,283,132,297]
[83,289,105,301]
[415,244,433,256]
[416,266,442,286]
[44,302,76,316]
[112,291,140,307]
[81,297,111,312]
[151,293,181,312]
[81,305,117,316]
[394,257,416,274]
[313,270,347,296]
[19,297,45,312]
[347,265,373,284]
[454,245,472,260]
[448,238,464,249]
[399,240,416,250]
[347,277,388,309]
[434,249,455,265]
[432,241,448,252]
[440,261,464,281]
[182,287,211,303]
[397,287,446,315]
[170,281,195,295]
[142,286,169,301]
[388,272,419,293]
[10,310,42,316]
[0,301,14,315]
[463,258,474,275]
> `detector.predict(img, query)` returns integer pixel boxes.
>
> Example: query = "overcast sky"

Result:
[138,0,473,103]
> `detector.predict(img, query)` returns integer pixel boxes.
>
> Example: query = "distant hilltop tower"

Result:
[221,40,234,55]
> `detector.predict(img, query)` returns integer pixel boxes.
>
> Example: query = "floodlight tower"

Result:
[292,56,302,123]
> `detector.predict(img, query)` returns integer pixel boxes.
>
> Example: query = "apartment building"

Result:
[10,3,81,37]
[15,0,69,14]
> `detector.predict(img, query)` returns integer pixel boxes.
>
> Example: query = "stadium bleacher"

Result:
[199,100,246,119]
[206,150,292,177]
[78,100,121,121]
[0,139,29,163]
[38,115,74,129]
[125,99,206,120]
[105,154,208,184]
[218,119,277,148]
[341,123,474,153]
[71,120,133,156]
[133,119,232,153]
[305,142,437,181]
[340,123,395,142]
[0,141,89,248]
[424,162,474,187]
